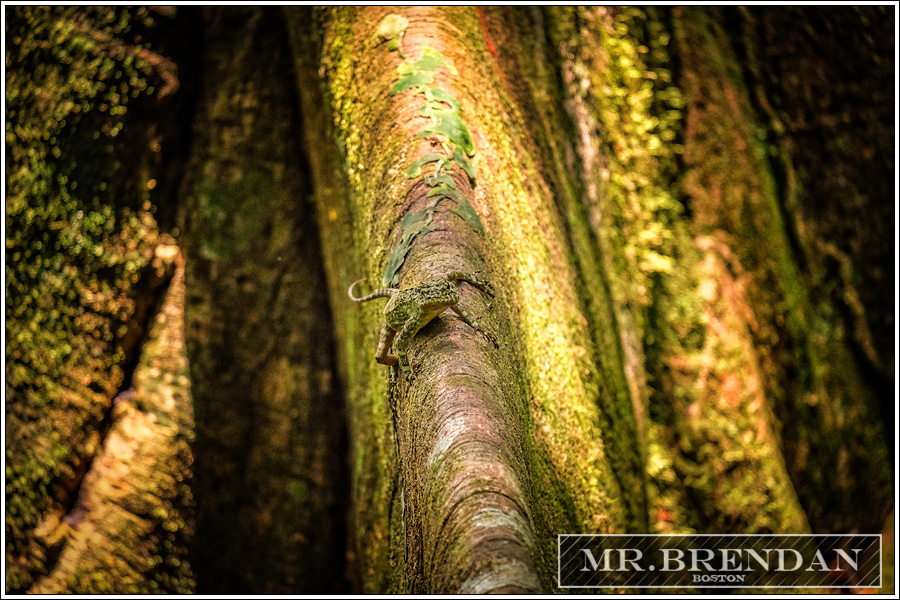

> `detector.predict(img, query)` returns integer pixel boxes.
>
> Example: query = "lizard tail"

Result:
[348,279,395,302]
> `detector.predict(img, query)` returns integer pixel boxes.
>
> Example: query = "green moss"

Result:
[5,6,171,591]
[532,5,807,536]
[536,6,688,532]
[657,7,889,535]
[551,7,685,310]
[312,11,424,587]
[646,227,809,533]
[445,3,631,556]
[381,33,484,286]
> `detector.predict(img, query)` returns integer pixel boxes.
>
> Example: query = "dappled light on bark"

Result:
[5,5,894,594]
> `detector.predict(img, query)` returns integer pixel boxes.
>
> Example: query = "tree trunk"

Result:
[6,7,195,593]
[178,7,349,594]
[285,5,893,591]
[6,5,894,594]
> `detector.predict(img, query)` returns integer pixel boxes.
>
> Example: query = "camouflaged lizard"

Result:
[348,271,497,380]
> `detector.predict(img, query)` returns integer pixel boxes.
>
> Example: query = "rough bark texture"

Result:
[287,7,561,592]
[5,5,894,594]
[28,245,194,594]
[5,7,195,593]
[178,7,349,594]
[285,5,892,592]
[674,7,892,534]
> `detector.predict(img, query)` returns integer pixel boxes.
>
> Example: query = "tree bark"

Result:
[285,5,893,591]
[287,6,634,592]
[5,5,894,594]
[6,7,195,593]
[178,7,349,594]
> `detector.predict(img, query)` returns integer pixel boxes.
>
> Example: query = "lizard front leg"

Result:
[446,271,495,298]
[375,323,399,367]
[394,308,425,381]
[449,304,498,347]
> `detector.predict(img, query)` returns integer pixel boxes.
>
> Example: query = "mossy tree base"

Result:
[6,5,893,594]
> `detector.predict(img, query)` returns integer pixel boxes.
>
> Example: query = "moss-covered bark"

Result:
[6,7,194,593]
[178,7,349,594]
[285,5,891,592]
[287,6,650,592]
[674,6,892,534]
[28,244,194,594]
[6,5,892,594]
[510,6,810,536]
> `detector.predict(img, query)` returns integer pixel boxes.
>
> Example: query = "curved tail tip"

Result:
[348,278,366,300]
